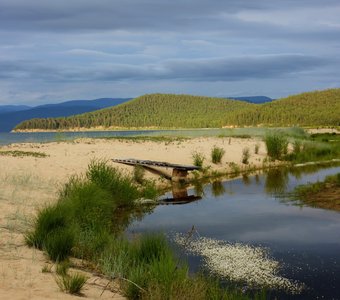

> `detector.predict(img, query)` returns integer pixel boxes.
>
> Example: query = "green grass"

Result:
[295,173,340,197]
[133,165,145,184]
[192,151,205,167]
[285,140,340,163]
[26,160,256,299]
[211,146,225,164]
[98,135,189,143]
[56,272,87,295]
[242,147,250,164]
[264,133,288,160]
[0,150,48,158]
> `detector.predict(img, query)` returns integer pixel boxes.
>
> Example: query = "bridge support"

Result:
[172,168,188,182]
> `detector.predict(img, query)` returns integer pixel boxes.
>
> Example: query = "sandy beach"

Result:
[0,136,265,299]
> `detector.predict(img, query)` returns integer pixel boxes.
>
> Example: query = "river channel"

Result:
[129,165,340,299]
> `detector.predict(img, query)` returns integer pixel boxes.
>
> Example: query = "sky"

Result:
[0,0,340,105]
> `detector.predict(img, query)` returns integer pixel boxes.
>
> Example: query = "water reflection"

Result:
[242,174,251,186]
[193,181,204,197]
[265,168,289,195]
[158,183,202,205]
[211,181,225,196]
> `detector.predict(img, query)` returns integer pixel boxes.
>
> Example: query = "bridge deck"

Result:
[111,158,201,171]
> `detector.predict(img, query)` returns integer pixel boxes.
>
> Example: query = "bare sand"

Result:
[0,136,266,299]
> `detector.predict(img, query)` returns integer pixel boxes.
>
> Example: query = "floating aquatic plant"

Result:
[174,234,303,294]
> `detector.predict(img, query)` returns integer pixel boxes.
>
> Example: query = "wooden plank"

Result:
[112,158,201,171]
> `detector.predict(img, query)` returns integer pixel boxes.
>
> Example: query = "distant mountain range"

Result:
[0,96,272,132]
[0,98,131,132]
[0,105,32,113]
[227,96,273,104]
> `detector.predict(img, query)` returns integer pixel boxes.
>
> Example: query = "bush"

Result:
[211,146,225,164]
[242,147,250,164]
[264,133,288,160]
[192,151,205,167]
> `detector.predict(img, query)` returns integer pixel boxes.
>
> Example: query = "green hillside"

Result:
[233,89,340,126]
[15,94,254,130]
[14,89,340,130]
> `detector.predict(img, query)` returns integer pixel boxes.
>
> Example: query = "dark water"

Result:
[129,166,340,299]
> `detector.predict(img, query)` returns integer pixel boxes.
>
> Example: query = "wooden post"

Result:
[172,168,188,182]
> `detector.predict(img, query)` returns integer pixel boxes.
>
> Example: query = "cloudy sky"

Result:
[1,0,340,105]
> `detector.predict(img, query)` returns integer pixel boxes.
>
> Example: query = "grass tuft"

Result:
[264,133,288,160]
[211,146,225,164]
[192,151,205,167]
[56,272,87,295]
[242,147,250,164]
[133,165,145,184]
[0,150,49,158]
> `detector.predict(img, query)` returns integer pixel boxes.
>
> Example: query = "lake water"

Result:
[0,127,303,146]
[0,130,161,146]
[129,165,340,299]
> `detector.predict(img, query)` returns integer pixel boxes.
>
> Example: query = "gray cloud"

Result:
[0,0,339,33]
[0,0,339,104]
[0,54,331,83]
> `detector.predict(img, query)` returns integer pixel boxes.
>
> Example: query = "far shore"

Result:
[12,126,340,134]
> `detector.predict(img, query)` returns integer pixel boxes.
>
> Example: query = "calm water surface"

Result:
[0,127,301,145]
[129,166,340,299]
[0,130,160,145]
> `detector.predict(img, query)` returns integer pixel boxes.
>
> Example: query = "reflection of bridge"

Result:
[112,158,201,181]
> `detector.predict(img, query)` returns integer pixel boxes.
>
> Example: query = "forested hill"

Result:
[232,89,340,126]
[15,94,253,130]
[14,89,340,131]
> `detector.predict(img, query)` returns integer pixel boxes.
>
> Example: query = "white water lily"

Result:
[174,234,303,293]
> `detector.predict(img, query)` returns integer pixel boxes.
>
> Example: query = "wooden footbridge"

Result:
[111,158,201,181]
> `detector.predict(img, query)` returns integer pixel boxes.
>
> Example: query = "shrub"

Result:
[211,146,225,164]
[264,133,288,160]
[242,147,250,164]
[56,272,87,295]
[192,151,205,167]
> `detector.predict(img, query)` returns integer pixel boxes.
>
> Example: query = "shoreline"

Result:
[12,126,340,133]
